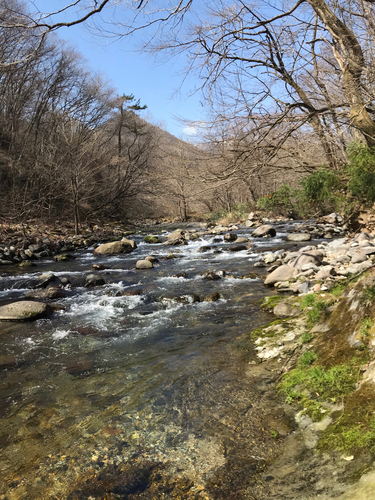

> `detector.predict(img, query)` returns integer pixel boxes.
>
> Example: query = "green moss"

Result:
[318,383,375,454]
[278,358,363,406]
[300,293,328,324]
[300,294,316,311]
[300,398,327,422]
[260,295,283,311]
[250,319,287,339]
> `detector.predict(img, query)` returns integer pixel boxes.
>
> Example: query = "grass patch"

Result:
[362,284,375,305]
[300,293,328,324]
[301,332,314,344]
[278,357,363,406]
[359,317,374,341]
[330,282,348,297]
[299,351,318,366]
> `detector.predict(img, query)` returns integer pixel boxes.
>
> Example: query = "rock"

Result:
[162,238,185,246]
[54,253,76,262]
[205,292,221,302]
[245,220,256,228]
[263,253,277,264]
[202,270,225,280]
[285,233,311,242]
[167,229,184,240]
[65,356,94,377]
[25,287,66,300]
[235,236,248,244]
[224,232,237,242]
[228,245,247,252]
[264,264,297,286]
[252,225,276,238]
[60,277,71,287]
[160,293,200,304]
[92,264,108,270]
[0,301,53,321]
[144,236,160,244]
[136,260,153,269]
[292,250,324,271]
[85,274,105,287]
[94,241,134,255]
[199,246,214,252]
[121,237,137,249]
[315,266,336,280]
[145,255,158,263]
[273,301,301,317]
[350,250,369,264]
[18,261,36,268]
[36,272,56,289]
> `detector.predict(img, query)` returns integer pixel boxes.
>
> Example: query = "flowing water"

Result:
[0,223,304,499]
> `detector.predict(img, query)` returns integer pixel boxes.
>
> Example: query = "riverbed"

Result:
[0,222,313,499]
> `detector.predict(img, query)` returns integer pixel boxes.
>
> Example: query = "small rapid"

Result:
[0,221,310,499]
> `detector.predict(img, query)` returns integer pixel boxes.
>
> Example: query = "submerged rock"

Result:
[25,287,66,300]
[144,236,160,244]
[0,301,53,321]
[85,274,105,287]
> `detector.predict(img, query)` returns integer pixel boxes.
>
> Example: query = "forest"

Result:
[1,0,375,229]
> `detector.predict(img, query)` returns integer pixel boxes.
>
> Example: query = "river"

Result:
[0,221,306,499]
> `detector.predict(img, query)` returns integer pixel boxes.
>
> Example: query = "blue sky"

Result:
[35,2,206,139]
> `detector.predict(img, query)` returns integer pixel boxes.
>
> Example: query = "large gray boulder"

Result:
[292,250,324,271]
[264,264,297,286]
[0,301,53,321]
[136,260,153,269]
[252,225,276,238]
[94,240,135,255]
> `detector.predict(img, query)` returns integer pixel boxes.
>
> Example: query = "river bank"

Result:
[1,216,375,498]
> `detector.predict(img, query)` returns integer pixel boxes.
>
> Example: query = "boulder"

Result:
[54,254,76,262]
[136,260,153,269]
[224,232,237,242]
[205,292,221,302]
[145,255,159,263]
[93,241,134,255]
[85,274,105,287]
[25,287,66,300]
[285,233,311,242]
[36,272,56,289]
[121,237,137,249]
[144,236,160,244]
[273,301,301,317]
[202,270,225,280]
[292,250,324,271]
[264,264,297,286]
[0,301,53,321]
[235,236,248,244]
[252,225,276,238]
[315,266,336,280]
[168,229,184,241]
[228,245,247,252]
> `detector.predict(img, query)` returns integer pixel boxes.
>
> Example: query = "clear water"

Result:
[0,223,301,499]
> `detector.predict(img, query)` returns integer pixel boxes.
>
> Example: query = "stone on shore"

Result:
[0,301,53,321]
[94,240,135,255]
[264,264,297,286]
[285,233,311,242]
